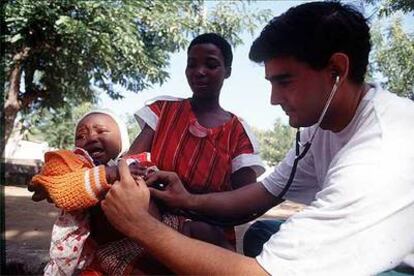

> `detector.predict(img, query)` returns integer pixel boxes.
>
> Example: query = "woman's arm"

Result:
[230,167,257,189]
[128,124,154,154]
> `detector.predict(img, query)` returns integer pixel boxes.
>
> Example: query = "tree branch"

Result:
[20,87,47,108]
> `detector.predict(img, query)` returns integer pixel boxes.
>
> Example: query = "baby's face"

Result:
[75,113,121,164]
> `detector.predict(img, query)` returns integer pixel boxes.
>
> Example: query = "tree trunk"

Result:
[1,47,31,158]
[1,63,22,158]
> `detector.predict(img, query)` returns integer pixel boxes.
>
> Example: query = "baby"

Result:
[31,110,170,275]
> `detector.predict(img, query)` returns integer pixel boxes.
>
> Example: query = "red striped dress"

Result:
[135,97,265,243]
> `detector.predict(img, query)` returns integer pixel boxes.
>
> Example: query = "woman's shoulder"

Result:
[229,115,253,133]
[135,97,190,130]
[228,115,260,150]
[144,95,187,107]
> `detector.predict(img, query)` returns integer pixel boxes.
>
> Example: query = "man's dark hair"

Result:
[249,1,371,84]
[188,33,233,68]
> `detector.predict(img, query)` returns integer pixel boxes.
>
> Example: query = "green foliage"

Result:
[366,0,414,16]
[126,113,140,143]
[370,18,414,98]
[3,0,271,146]
[254,119,295,166]
[25,102,94,149]
[4,0,271,107]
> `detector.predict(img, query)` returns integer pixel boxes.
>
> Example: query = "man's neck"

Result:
[322,82,368,132]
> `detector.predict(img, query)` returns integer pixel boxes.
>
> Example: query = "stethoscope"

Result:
[277,75,340,199]
[174,76,341,226]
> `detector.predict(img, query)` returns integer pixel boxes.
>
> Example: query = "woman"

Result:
[129,33,265,248]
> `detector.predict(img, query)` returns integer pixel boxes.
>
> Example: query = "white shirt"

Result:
[258,84,414,275]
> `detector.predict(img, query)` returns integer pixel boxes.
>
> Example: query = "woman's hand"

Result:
[101,159,150,238]
[146,171,194,210]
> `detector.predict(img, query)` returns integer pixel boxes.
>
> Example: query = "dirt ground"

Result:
[4,184,304,274]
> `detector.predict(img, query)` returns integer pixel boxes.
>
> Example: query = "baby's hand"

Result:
[123,153,158,183]
[106,165,119,184]
[28,182,52,203]
[106,163,147,184]
[129,162,147,180]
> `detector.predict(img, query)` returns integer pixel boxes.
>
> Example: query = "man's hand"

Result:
[101,159,150,239]
[146,171,193,210]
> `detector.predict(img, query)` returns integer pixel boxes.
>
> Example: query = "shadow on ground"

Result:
[4,185,303,275]
[5,185,59,275]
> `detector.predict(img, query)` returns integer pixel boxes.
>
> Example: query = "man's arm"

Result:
[101,160,269,275]
[130,211,268,275]
[147,171,283,221]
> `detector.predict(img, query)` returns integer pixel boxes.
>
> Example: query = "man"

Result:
[102,2,414,275]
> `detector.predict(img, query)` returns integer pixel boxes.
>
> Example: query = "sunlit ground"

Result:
[4,184,303,272]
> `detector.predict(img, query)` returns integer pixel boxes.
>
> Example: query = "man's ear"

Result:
[225,67,232,79]
[328,53,349,83]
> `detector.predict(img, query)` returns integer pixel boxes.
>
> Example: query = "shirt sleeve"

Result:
[261,146,318,205]
[31,150,111,211]
[231,118,266,177]
[256,146,414,275]
[134,100,164,130]
[134,96,184,130]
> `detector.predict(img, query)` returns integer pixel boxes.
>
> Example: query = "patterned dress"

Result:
[136,97,265,244]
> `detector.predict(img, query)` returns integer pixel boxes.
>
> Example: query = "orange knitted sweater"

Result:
[31,149,111,211]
